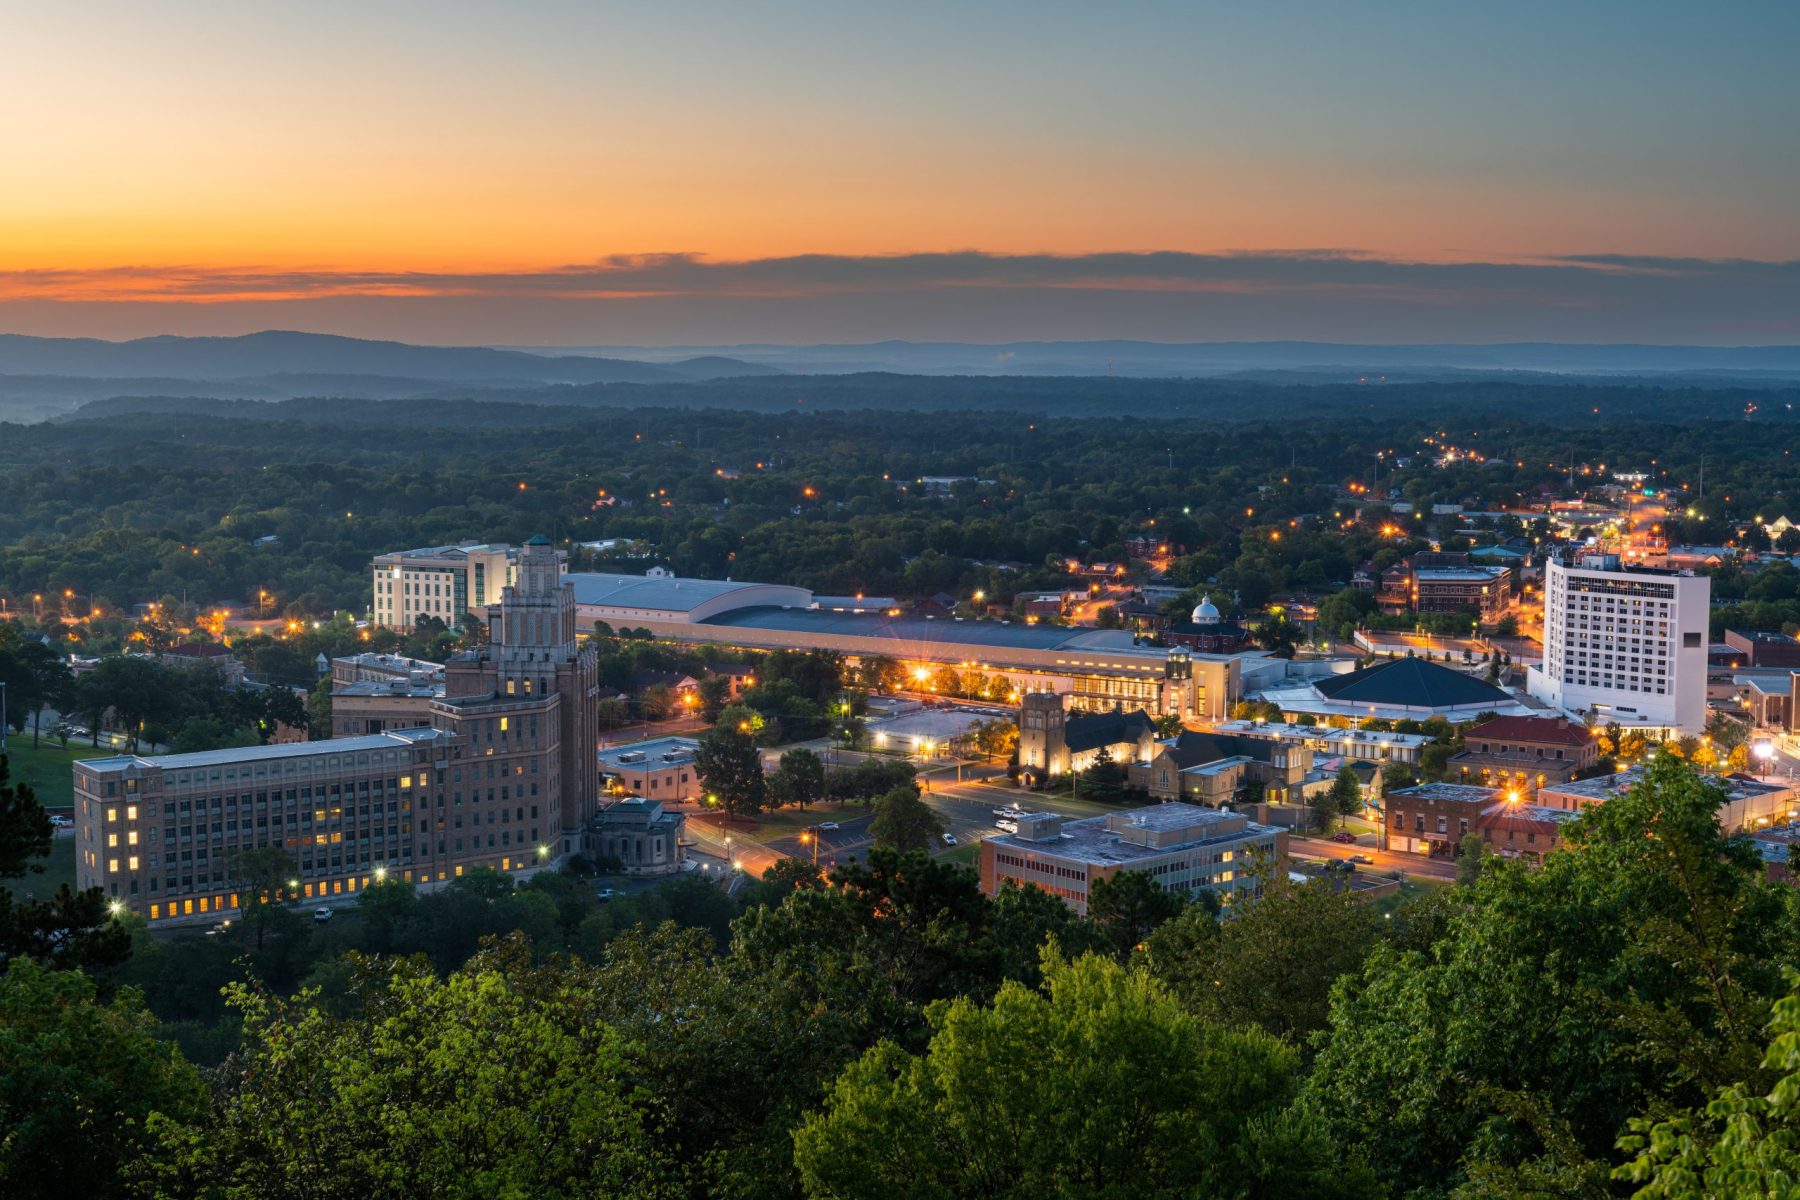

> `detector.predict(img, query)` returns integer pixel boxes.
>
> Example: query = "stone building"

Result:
[76,537,602,925]
[1130,730,1313,805]
[591,797,686,876]
[1016,693,1157,782]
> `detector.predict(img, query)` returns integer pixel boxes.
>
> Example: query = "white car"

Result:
[818,822,841,832]
[595,887,617,902]
[49,815,73,828]
[941,832,958,845]
[312,907,334,923]
[995,819,1018,833]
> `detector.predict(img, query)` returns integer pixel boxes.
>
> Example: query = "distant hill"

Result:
[526,339,1800,380]
[0,331,784,416]
[0,330,781,385]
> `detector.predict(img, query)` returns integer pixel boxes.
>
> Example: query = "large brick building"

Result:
[76,538,602,924]
[1376,552,1511,623]
[1449,715,1598,792]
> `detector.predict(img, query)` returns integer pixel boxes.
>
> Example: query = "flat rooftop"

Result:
[569,573,805,613]
[598,736,701,768]
[76,727,447,774]
[1413,567,1509,582]
[335,679,442,698]
[1390,782,1505,804]
[702,606,1186,659]
[1542,767,1789,804]
[990,802,1278,867]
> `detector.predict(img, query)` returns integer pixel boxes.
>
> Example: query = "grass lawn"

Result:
[2,834,75,902]
[2,740,91,811]
[741,803,874,842]
[937,841,982,867]
[1369,878,1450,920]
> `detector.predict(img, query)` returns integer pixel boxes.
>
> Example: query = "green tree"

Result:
[1616,967,1800,1197]
[1305,757,1800,1197]
[970,717,1018,763]
[869,785,944,853]
[0,958,207,1200]
[1088,869,1185,962]
[1328,764,1364,828]
[1455,832,1490,887]
[1074,745,1134,804]
[1143,862,1376,1047]
[0,753,51,881]
[695,725,767,817]
[139,940,678,1199]
[766,747,825,810]
[794,950,1373,1200]
[228,846,301,952]
[306,674,333,738]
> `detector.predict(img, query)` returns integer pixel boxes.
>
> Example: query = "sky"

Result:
[2,1,1796,345]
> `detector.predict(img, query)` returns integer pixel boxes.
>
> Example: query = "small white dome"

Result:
[1191,594,1220,623]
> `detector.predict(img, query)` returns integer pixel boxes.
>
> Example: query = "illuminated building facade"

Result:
[78,539,600,924]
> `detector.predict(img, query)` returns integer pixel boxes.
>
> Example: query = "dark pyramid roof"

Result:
[1313,657,1510,709]
[1064,708,1156,754]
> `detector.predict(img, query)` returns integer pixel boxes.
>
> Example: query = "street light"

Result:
[373,865,388,882]
[107,900,125,918]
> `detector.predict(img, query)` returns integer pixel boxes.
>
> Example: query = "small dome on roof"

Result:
[1191,595,1221,624]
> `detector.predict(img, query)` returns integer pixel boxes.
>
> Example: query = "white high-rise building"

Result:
[370,542,566,632]
[1527,554,1709,733]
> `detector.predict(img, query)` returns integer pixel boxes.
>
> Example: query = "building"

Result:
[1536,767,1798,831]
[704,661,757,700]
[1725,630,1800,669]
[1449,715,1599,791]
[555,570,1244,723]
[1375,553,1511,622]
[597,737,702,803]
[332,652,444,687]
[331,676,443,738]
[1162,595,1252,653]
[1735,672,1800,730]
[979,803,1286,915]
[591,797,685,876]
[1016,693,1156,780]
[370,542,567,632]
[159,643,245,685]
[329,652,447,738]
[1254,655,1529,724]
[1476,802,1581,864]
[1527,554,1710,733]
[77,538,601,924]
[1384,782,1503,856]
[1130,730,1313,805]
[1211,719,1433,766]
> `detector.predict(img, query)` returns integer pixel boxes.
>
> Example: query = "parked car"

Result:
[312,907,334,923]
[1332,832,1357,844]
[941,833,958,845]
[995,819,1018,833]
[1348,853,1372,865]
[49,815,73,828]
[818,821,840,831]
[595,887,617,902]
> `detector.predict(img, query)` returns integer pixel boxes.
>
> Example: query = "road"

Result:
[1288,834,1458,882]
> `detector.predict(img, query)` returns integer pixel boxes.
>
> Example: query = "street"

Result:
[1289,834,1458,883]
